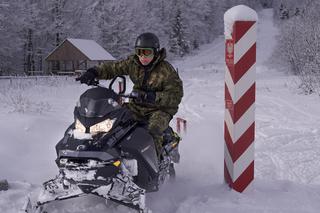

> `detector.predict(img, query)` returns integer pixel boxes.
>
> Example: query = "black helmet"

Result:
[135,32,160,50]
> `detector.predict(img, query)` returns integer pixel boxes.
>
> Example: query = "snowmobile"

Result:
[22,76,180,213]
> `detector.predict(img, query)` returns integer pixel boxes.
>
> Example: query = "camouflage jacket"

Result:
[96,48,183,117]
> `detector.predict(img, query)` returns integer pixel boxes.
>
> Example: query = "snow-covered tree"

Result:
[22,0,41,74]
[260,0,273,8]
[92,0,134,59]
[1,0,258,72]
[275,0,320,94]
[0,0,27,74]
[168,1,190,57]
[0,1,16,74]
[52,0,65,46]
[196,0,224,44]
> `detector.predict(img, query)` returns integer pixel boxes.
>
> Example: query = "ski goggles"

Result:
[135,48,154,57]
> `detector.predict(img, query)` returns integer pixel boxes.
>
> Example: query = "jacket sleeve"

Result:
[155,64,183,115]
[96,56,132,80]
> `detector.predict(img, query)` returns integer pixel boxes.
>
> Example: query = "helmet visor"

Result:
[135,48,154,57]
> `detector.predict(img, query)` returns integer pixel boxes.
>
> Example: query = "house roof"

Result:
[46,38,115,61]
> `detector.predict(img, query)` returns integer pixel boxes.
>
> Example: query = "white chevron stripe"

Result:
[224,142,254,182]
[234,23,256,64]
[225,108,235,141]
[233,141,254,181]
[225,63,256,103]
[234,64,256,102]
[225,65,235,101]
[225,103,255,143]
[224,142,234,179]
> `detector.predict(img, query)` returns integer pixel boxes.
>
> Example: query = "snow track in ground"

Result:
[255,83,320,184]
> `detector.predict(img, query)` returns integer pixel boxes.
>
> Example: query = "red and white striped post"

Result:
[223,5,258,192]
[176,117,187,134]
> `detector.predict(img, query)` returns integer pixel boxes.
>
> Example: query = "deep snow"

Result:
[1,9,320,213]
[224,5,258,39]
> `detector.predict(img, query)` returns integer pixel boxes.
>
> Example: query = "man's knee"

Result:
[147,111,171,136]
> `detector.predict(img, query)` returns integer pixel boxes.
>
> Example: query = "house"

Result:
[45,38,115,75]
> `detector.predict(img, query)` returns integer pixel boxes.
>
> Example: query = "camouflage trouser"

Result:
[127,106,172,156]
[146,111,172,155]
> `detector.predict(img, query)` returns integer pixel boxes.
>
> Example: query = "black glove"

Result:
[131,91,156,104]
[76,67,98,85]
[145,91,156,103]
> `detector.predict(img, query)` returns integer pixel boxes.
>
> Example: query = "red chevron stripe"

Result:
[225,122,255,162]
[232,83,255,123]
[224,160,254,193]
[225,83,234,109]
[224,121,233,160]
[233,123,255,161]
[224,160,233,187]
[225,81,255,124]
[233,161,254,192]
[226,60,235,86]
[225,83,231,101]
[227,63,235,84]
[234,43,256,83]
[227,83,255,123]
[226,44,256,85]
[233,21,255,43]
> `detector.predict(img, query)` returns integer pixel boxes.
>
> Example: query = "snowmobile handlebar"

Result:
[78,75,126,93]
[94,76,138,99]
[79,75,140,101]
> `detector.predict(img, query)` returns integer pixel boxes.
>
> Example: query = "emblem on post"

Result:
[225,39,234,66]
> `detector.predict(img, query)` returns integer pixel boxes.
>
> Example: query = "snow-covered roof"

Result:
[224,5,258,39]
[46,38,115,61]
[67,38,115,61]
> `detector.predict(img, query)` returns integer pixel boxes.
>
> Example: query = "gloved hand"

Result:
[131,91,156,104]
[76,67,98,85]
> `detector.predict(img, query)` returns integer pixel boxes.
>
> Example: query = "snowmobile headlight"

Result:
[75,119,86,133]
[60,158,68,165]
[90,119,115,135]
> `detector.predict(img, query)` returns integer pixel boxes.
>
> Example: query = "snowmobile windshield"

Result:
[78,87,120,118]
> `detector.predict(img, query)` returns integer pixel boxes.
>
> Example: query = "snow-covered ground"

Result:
[1,9,320,213]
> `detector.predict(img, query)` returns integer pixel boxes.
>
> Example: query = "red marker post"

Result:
[176,117,187,134]
[224,5,257,193]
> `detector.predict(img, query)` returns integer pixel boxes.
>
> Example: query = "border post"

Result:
[176,117,187,134]
[223,5,257,192]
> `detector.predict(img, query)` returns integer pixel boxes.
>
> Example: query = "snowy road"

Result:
[1,8,320,213]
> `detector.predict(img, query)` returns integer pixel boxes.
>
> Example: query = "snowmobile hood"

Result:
[78,87,120,118]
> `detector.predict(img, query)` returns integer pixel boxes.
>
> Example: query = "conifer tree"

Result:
[169,6,189,57]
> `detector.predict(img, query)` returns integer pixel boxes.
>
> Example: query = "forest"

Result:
[1,0,319,96]
[0,0,261,75]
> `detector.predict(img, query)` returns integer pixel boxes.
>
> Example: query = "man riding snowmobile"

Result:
[22,33,184,213]
[77,32,184,157]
